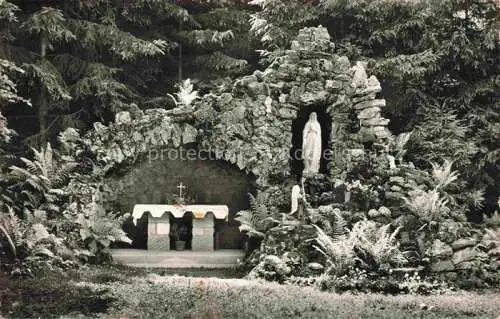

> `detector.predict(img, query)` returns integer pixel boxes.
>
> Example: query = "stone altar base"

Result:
[111,249,245,268]
[148,215,170,251]
[192,214,214,251]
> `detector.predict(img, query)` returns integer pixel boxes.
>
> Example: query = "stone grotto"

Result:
[59,26,498,282]
[61,26,394,252]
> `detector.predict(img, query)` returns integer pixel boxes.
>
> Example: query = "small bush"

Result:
[316,269,452,295]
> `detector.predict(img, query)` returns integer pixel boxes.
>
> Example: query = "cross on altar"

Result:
[177,182,186,200]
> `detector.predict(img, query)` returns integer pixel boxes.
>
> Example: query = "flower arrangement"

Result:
[344,180,366,192]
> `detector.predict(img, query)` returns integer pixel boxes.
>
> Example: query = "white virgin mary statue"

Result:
[302,112,322,174]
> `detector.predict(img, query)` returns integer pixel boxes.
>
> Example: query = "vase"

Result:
[175,240,186,251]
[344,190,351,203]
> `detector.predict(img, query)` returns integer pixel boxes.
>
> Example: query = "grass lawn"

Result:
[1,265,499,319]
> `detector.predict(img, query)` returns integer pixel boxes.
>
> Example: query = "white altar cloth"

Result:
[132,204,229,225]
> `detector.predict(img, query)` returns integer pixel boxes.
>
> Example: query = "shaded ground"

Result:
[1,265,499,319]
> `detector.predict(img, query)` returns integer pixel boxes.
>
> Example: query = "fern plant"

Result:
[167,78,199,107]
[431,159,459,190]
[0,207,19,257]
[390,132,412,164]
[403,188,450,223]
[314,219,406,275]
[355,222,406,269]
[402,159,464,223]
[313,224,356,276]
[235,193,270,240]
[75,198,131,262]
[328,209,348,239]
[3,143,77,214]
[22,216,62,260]
[234,210,266,239]
[0,206,65,261]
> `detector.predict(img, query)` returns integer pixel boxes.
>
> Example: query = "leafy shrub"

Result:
[72,199,131,263]
[0,142,131,268]
[402,159,473,224]
[316,269,452,295]
[247,254,292,283]
[236,193,279,242]
[314,219,406,275]
[403,189,450,223]
[2,143,77,214]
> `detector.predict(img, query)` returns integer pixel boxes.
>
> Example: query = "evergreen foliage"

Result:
[0,0,256,144]
[0,59,29,140]
[249,0,320,49]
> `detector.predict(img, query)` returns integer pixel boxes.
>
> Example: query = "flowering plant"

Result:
[345,180,366,192]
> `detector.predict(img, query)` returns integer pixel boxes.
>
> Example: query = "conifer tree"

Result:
[0,0,30,141]
[249,0,319,50]
[1,0,168,145]
[1,0,256,143]
[120,0,255,99]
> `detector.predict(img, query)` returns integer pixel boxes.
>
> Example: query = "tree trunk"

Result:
[38,88,47,146]
[38,34,48,145]
[178,21,183,82]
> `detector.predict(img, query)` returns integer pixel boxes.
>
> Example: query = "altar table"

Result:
[132,204,229,251]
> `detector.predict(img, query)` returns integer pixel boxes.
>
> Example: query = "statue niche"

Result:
[302,112,322,175]
[290,107,332,178]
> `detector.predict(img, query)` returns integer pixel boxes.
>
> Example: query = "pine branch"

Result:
[178,29,234,48]
[372,49,441,83]
[21,7,75,43]
[0,59,31,106]
[51,54,120,82]
[249,0,320,48]
[121,0,199,27]
[22,59,71,103]
[0,0,19,22]
[194,7,251,33]
[72,76,135,106]
[191,51,248,72]
[67,19,172,60]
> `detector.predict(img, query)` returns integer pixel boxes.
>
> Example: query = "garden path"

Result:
[111,249,244,268]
